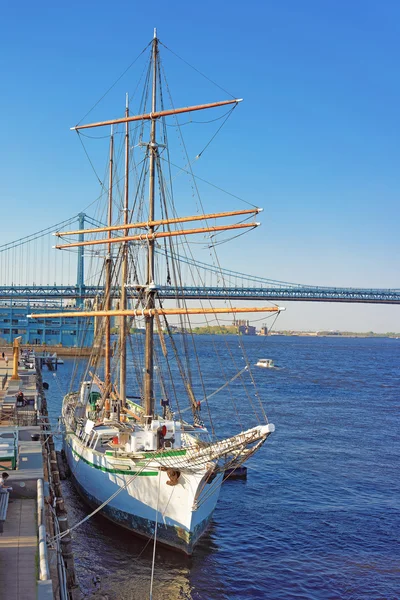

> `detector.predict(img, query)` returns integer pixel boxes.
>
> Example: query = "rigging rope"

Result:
[158,155,258,208]
[159,40,237,99]
[178,365,249,415]
[155,65,264,427]
[75,41,152,127]
[205,365,249,401]
[76,132,107,192]
[49,457,155,544]
[196,104,237,159]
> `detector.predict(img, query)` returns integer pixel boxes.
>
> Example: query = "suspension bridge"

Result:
[0,213,398,304]
[0,213,398,346]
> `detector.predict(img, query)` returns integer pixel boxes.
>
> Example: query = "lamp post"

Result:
[11,336,22,381]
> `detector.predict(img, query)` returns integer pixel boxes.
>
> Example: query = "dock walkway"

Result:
[0,348,56,599]
[0,498,37,599]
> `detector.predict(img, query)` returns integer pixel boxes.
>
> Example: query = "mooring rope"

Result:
[178,365,249,416]
[48,457,153,544]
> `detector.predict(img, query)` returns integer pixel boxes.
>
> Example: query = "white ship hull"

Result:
[64,432,223,554]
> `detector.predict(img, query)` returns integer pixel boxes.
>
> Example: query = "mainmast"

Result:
[144,30,158,420]
[104,126,114,397]
[119,94,129,410]
[47,30,249,421]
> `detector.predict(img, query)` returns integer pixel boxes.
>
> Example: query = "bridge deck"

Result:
[0,284,399,304]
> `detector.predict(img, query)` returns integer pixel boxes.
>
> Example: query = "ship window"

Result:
[89,391,101,406]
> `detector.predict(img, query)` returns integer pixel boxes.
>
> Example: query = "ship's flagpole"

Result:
[144,31,158,422]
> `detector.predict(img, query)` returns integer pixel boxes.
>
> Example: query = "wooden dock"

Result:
[0,499,38,599]
[0,347,79,599]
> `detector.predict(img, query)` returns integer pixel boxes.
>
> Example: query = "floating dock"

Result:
[0,342,79,599]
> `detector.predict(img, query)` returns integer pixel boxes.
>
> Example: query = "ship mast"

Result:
[43,30,249,419]
[119,94,130,411]
[104,126,114,396]
[144,29,158,421]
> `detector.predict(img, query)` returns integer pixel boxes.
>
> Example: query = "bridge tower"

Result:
[76,213,85,307]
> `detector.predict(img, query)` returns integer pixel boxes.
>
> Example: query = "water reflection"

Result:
[62,479,223,600]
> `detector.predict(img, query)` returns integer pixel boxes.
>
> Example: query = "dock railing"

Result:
[37,479,50,582]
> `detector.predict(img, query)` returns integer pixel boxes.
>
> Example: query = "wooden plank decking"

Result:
[0,499,37,599]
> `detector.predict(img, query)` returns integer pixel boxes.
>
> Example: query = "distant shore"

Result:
[174,325,400,338]
[181,328,400,338]
[270,331,400,338]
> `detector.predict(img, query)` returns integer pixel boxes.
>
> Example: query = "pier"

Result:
[0,343,79,599]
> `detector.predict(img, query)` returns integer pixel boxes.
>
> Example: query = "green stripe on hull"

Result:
[69,444,158,476]
[133,449,187,466]
[145,449,187,458]
[105,449,187,459]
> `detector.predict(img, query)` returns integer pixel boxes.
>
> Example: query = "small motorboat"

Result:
[255,358,278,369]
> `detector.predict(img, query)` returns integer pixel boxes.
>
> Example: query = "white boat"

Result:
[30,31,283,554]
[256,358,277,368]
[51,353,64,365]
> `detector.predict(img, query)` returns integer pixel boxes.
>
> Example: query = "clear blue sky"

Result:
[1,1,399,332]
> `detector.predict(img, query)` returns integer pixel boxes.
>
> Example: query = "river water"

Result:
[46,335,400,599]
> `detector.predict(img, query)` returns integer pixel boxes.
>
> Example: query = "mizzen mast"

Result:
[144,30,158,420]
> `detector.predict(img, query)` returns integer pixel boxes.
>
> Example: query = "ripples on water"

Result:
[47,336,400,599]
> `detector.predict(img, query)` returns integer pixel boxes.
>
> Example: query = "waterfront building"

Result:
[0,299,94,347]
[233,319,257,336]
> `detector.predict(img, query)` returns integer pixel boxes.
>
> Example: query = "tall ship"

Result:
[29,31,283,554]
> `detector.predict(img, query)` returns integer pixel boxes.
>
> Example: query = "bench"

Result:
[0,442,17,469]
[0,491,9,532]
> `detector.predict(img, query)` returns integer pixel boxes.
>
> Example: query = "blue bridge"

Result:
[0,282,399,305]
[0,214,398,345]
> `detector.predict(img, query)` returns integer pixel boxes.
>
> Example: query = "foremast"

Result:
[144,30,158,422]
[104,126,114,397]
